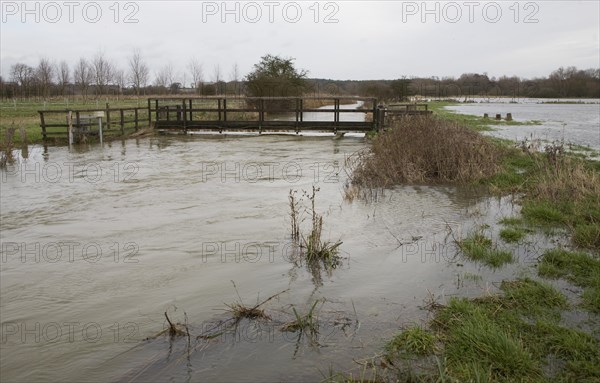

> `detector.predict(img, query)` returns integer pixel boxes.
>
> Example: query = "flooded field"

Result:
[445,101,600,151]
[0,101,598,382]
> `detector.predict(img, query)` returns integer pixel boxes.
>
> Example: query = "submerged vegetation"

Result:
[458,232,514,268]
[340,103,600,382]
[350,116,504,186]
[288,187,343,285]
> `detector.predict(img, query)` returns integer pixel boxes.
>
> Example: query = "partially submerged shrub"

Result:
[351,116,503,187]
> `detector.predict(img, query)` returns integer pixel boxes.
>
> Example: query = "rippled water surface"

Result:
[446,101,600,150]
[2,101,596,382]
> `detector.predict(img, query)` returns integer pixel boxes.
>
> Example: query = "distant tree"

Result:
[128,49,149,97]
[390,78,412,101]
[10,63,35,98]
[74,58,93,100]
[170,82,182,94]
[188,58,204,93]
[245,54,308,98]
[228,62,241,95]
[91,51,113,96]
[36,57,54,99]
[114,68,126,97]
[57,60,70,97]
[154,64,174,94]
[213,64,222,94]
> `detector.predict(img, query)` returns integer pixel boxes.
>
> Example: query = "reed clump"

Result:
[289,187,342,269]
[350,116,503,187]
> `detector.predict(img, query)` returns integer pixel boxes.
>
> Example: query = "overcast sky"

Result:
[1,0,599,84]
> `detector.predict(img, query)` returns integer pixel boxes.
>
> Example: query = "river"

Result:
[0,101,597,382]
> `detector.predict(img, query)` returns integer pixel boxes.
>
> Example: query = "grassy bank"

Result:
[340,104,600,382]
[0,97,149,145]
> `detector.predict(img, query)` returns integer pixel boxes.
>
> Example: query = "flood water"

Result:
[445,101,600,151]
[0,102,597,382]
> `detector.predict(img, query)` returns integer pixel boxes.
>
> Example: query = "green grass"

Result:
[499,227,528,243]
[384,326,437,359]
[459,233,514,268]
[420,278,599,382]
[538,249,600,313]
[428,101,543,132]
[499,216,524,226]
[0,97,150,145]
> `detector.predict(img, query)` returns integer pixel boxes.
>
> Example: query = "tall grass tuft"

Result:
[350,116,503,187]
[289,187,343,274]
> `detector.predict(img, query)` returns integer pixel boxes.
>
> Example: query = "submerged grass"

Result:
[384,326,437,360]
[289,187,343,280]
[341,102,600,383]
[538,249,600,313]
[499,227,528,243]
[458,232,514,268]
[421,279,597,382]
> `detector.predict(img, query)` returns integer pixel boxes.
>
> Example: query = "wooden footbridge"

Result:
[148,97,382,134]
[37,97,432,141]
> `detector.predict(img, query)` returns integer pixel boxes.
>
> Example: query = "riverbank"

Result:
[338,105,600,382]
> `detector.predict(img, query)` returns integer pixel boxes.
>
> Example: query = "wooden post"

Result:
[182,101,187,134]
[259,99,264,133]
[98,116,103,145]
[155,99,159,125]
[134,108,139,131]
[372,99,378,131]
[120,109,125,135]
[188,99,193,121]
[506,113,513,121]
[223,98,227,121]
[218,99,222,121]
[39,111,47,140]
[147,99,152,128]
[295,98,300,133]
[105,104,111,132]
[75,111,81,130]
[67,111,73,145]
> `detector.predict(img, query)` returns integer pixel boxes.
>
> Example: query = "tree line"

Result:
[0,49,245,100]
[0,50,598,101]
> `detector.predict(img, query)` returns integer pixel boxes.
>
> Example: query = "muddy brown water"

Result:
[0,102,594,382]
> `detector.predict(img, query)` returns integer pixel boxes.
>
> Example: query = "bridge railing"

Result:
[148,97,381,133]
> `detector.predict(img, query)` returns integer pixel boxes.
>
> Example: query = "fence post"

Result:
[39,111,47,140]
[182,101,187,134]
[67,111,73,145]
[105,103,111,132]
[120,109,125,135]
[147,99,152,128]
[134,108,139,131]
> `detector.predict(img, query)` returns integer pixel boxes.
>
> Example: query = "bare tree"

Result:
[154,65,172,93]
[114,68,126,98]
[10,63,35,98]
[128,48,149,97]
[74,58,93,101]
[188,58,204,93]
[57,61,70,97]
[229,62,240,95]
[91,51,113,96]
[213,64,222,94]
[154,63,176,93]
[36,57,55,99]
